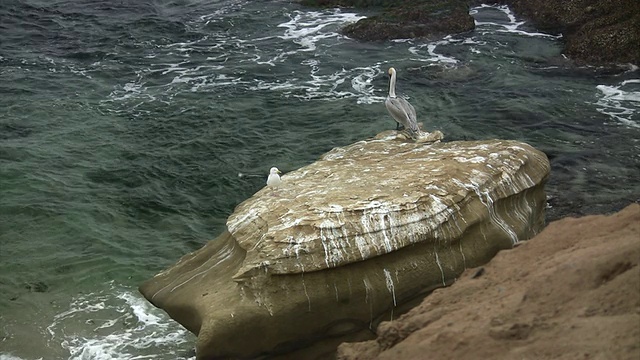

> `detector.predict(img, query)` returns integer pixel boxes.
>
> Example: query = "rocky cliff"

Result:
[337,203,640,360]
[139,133,550,359]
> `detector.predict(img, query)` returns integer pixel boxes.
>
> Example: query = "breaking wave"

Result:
[45,283,194,360]
[596,79,640,128]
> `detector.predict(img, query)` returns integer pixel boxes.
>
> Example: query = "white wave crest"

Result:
[471,4,561,39]
[278,9,365,48]
[409,37,460,66]
[248,65,385,103]
[0,355,42,360]
[45,282,194,360]
[595,79,640,128]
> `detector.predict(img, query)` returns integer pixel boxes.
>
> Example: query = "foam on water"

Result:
[251,9,383,102]
[398,4,562,70]
[472,4,561,39]
[99,4,570,110]
[278,10,365,48]
[197,0,248,25]
[0,355,42,360]
[408,36,461,66]
[471,5,638,129]
[97,7,380,105]
[44,282,194,360]
[595,79,640,128]
[248,63,386,103]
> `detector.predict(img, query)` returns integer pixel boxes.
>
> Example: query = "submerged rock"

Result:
[139,135,550,359]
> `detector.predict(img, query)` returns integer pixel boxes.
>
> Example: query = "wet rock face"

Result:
[300,0,475,41]
[139,136,550,359]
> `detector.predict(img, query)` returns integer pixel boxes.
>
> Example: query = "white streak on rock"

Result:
[479,189,519,244]
[152,238,237,301]
[453,156,486,163]
[459,240,466,269]
[354,234,370,260]
[453,177,519,245]
[363,277,374,329]
[302,273,311,311]
[226,207,260,233]
[383,268,397,306]
[434,248,446,286]
[379,214,394,253]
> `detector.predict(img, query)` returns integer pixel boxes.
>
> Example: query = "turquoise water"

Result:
[1,1,639,359]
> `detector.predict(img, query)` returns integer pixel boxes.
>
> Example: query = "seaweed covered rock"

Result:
[139,135,550,359]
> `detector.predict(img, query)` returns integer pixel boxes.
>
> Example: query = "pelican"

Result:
[385,67,420,139]
[266,167,282,187]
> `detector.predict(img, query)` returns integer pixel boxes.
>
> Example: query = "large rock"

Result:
[139,135,550,359]
[337,203,640,359]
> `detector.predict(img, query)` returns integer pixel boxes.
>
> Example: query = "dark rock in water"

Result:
[300,0,475,41]
[495,0,640,65]
[139,133,550,359]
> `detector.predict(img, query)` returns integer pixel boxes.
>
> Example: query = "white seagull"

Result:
[266,167,282,188]
[385,67,420,139]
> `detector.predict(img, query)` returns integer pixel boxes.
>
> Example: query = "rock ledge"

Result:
[140,136,550,359]
[338,203,640,360]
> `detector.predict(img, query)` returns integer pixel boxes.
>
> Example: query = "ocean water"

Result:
[1,1,638,358]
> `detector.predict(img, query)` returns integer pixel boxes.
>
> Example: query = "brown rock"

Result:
[337,203,640,360]
[139,136,550,359]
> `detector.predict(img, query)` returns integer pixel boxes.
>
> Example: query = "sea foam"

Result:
[596,79,640,128]
[45,282,194,360]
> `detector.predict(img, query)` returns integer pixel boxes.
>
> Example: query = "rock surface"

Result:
[337,203,640,360]
[139,135,550,359]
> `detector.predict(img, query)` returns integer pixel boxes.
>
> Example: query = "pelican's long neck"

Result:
[388,70,397,98]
